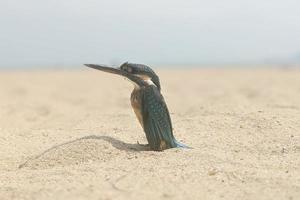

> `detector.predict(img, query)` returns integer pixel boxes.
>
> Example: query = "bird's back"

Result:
[139,85,178,150]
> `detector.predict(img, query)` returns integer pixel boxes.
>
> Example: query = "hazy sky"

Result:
[1,0,300,68]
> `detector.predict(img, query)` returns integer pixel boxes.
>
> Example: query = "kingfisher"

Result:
[85,62,188,151]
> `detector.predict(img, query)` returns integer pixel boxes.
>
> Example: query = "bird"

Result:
[85,62,189,151]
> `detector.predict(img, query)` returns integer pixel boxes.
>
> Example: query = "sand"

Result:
[0,67,299,200]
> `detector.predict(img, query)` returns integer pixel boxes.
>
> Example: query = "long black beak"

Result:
[84,64,126,76]
[84,64,145,87]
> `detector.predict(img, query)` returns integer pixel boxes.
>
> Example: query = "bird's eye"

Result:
[121,66,127,71]
[120,64,133,73]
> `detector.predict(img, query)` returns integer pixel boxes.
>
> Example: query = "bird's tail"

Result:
[174,140,192,149]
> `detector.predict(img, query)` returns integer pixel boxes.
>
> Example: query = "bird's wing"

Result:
[141,85,178,150]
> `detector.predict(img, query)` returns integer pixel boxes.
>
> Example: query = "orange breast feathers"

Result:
[130,89,144,128]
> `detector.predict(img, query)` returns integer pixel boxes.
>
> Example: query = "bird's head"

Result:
[119,62,161,90]
[85,62,161,90]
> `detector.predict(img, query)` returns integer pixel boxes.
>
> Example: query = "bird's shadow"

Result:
[19,135,149,169]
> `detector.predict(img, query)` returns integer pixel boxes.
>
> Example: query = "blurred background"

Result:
[1,0,300,69]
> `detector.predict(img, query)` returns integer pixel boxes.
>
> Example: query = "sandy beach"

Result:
[0,67,299,200]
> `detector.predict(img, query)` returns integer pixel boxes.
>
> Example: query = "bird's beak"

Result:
[85,64,126,77]
[85,64,143,87]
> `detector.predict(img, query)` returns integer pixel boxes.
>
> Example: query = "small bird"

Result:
[85,62,188,151]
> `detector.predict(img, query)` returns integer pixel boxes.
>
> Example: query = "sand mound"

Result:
[0,68,299,200]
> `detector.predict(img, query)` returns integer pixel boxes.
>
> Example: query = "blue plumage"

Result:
[85,63,189,151]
